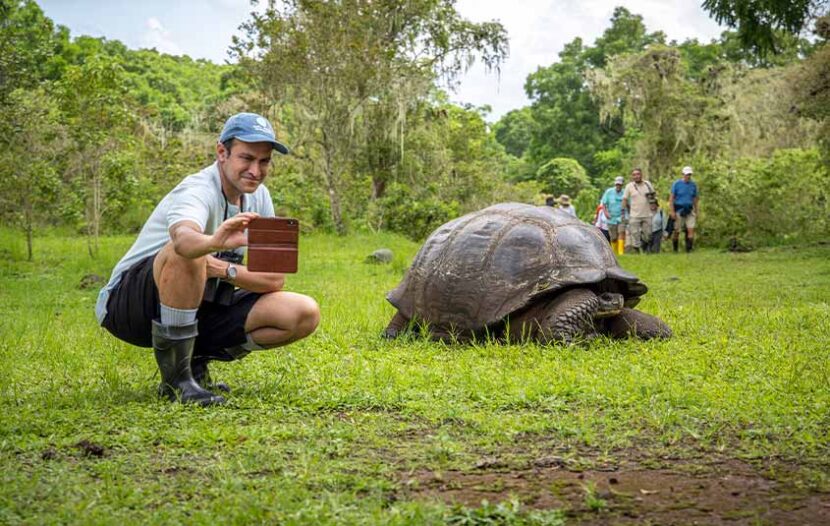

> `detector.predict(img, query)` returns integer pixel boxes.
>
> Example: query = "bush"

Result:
[375,182,461,240]
[535,157,591,196]
[691,148,829,246]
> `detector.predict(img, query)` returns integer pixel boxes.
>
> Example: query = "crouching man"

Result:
[95,113,320,406]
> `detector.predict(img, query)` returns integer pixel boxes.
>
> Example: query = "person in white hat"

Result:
[556,194,577,217]
[668,165,700,252]
[600,176,626,255]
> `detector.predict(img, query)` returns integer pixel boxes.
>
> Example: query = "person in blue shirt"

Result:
[668,165,700,252]
[600,176,626,255]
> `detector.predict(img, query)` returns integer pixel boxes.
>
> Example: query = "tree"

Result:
[520,8,663,180]
[232,0,507,234]
[791,16,830,162]
[702,0,828,55]
[587,45,715,180]
[58,55,134,256]
[0,88,64,260]
[534,157,591,197]
[492,107,535,158]
[0,0,58,103]
[372,100,536,239]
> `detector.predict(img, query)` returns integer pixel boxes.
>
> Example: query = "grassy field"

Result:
[0,229,828,525]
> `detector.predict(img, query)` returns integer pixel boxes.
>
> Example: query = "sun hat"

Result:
[682,166,694,175]
[614,176,624,185]
[219,113,289,154]
[557,194,571,205]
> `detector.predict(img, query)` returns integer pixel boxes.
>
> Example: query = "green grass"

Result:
[0,229,828,524]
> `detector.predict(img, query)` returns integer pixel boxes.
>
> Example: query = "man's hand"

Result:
[210,212,260,251]
[670,211,677,220]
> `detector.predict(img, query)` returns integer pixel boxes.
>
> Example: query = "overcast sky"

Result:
[38,0,726,121]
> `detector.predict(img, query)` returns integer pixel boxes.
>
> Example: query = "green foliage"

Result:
[581,482,608,512]
[521,38,610,179]
[45,31,238,131]
[588,40,821,184]
[57,53,135,254]
[573,186,602,224]
[791,26,830,163]
[588,45,708,180]
[581,6,666,67]
[233,0,508,234]
[376,182,461,240]
[0,87,64,260]
[492,107,535,158]
[591,146,628,187]
[1,0,826,252]
[701,0,827,56]
[0,0,58,102]
[514,7,664,182]
[694,148,829,246]
[444,499,564,525]
[534,157,591,197]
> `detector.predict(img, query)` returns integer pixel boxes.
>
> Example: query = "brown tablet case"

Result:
[247,217,299,273]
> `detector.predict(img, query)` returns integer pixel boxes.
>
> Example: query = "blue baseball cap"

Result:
[219,112,289,154]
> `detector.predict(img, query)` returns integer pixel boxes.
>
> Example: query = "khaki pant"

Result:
[608,223,623,242]
[628,216,651,249]
[675,210,697,232]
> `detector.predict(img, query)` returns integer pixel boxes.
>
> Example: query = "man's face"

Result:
[631,170,642,183]
[217,140,273,194]
[683,173,692,182]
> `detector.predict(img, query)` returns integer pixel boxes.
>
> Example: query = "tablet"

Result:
[246,217,299,273]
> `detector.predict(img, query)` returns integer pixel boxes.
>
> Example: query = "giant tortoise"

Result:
[383,203,671,343]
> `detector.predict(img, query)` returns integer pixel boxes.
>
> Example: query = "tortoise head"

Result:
[595,292,624,318]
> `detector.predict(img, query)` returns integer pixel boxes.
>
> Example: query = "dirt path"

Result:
[400,457,829,524]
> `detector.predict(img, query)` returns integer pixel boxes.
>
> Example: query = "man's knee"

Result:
[293,296,321,338]
[249,292,321,345]
[154,244,207,282]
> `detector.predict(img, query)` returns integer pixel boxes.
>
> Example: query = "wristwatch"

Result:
[226,263,238,281]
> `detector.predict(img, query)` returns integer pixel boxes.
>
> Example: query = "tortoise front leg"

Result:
[509,288,600,344]
[599,308,672,340]
[381,311,409,339]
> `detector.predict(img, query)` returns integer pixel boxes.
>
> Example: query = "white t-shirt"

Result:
[594,207,608,230]
[95,162,275,324]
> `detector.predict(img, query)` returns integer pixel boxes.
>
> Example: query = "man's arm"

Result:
[621,185,631,213]
[693,195,699,215]
[206,255,284,293]
[169,212,259,259]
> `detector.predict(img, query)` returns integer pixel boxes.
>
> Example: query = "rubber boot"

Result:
[191,345,252,393]
[191,359,231,393]
[685,237,693,252]
[672,239,679,252]
[152,320,226,406]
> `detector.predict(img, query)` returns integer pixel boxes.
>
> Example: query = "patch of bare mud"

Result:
[400,458,829,525]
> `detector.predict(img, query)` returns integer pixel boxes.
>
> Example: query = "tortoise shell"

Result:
[387,203,647,332]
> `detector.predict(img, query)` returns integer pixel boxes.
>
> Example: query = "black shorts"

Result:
[102,254,262,360]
